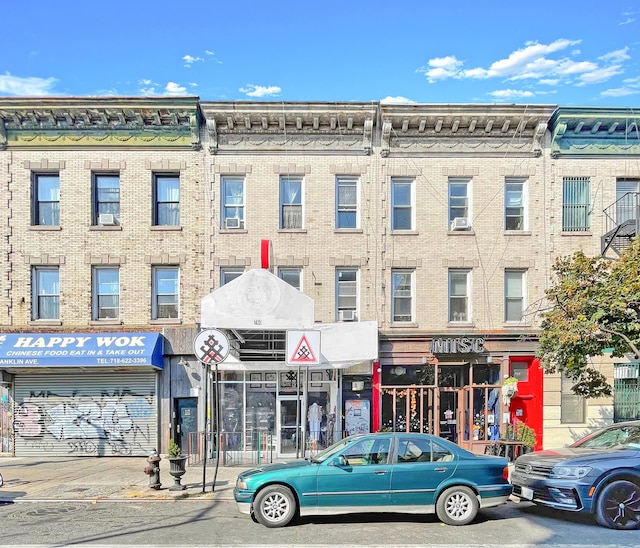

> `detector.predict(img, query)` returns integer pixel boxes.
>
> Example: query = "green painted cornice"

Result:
[549,106,640,158]
[0,96,202,150]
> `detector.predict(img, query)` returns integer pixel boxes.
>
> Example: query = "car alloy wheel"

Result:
[253,485,297,528]
[436,485,479,526]
[595,480,640,530]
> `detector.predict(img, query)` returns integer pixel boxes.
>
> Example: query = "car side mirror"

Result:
[331,455,348,467]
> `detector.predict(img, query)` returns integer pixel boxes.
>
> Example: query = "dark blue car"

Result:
[511,420,640,529]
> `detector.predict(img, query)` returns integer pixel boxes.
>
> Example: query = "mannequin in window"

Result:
[308,402,323,442]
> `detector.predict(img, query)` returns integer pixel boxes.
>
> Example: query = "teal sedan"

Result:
[234,432,512,527]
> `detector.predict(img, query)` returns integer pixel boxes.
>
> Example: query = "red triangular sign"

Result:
[290,335,317,363]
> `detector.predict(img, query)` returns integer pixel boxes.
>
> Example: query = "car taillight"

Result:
[503,466,510,481]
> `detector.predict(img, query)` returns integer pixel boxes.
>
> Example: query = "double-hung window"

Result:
[448,178,471,229]
[222,176,245,229]
[562,177,590,231]
[154,174,180,226]
[336,268,358,320]
[616,179,639,224]
[152,266,179,319]
[561,372,585,423]
[93,266,120,320]
[505,179,526,231]
[33,174,60,226]
[32,266,59,320]
[278,267,302,291]
[221,267,244,285]
[280,176,303,229]
[336,176,359,229]
[391,178,414,230]
[449,269,470,322]
[391,269,413,322]
[94,174,120,225]
[505,269,526,322]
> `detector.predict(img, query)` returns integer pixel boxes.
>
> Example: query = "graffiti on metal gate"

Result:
[13,388,155,455]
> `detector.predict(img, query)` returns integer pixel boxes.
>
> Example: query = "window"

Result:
[561,372,585,423]
[154,174,180,226]
[93,174,120,225]
[32,267,59,320]
[391,269,413,322]
[449,269,470,322]
[152,267,179,319]
[342,438,391,466]
[33,174,60,226]
[336,268,358,320]
[221,176,245,229]
[278,267,302,291]
[505,179,526,231]
[336,176,359,229]
[280,176,303,229]
[221,267,244,285]
[616,179,639,224]
[505,269,526,322]
[92,267,119,320]
[449,178,470,228]
[391,178,414,230]
[562,177,590,231]
[396,437,453,463]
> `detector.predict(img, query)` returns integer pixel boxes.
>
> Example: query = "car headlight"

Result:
[550,465,592,479]
[236,478,248,489]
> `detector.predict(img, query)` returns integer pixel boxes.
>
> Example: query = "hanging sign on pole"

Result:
[286,330,321,366]
[194,329,230,364]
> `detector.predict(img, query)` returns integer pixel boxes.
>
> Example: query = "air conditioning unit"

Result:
[224,217,242,229]
[98,213,116,226]
[340,309,356,322]
[351,381,365,391]
[450,217,471,231]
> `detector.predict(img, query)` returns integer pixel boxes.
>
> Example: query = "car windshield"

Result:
[573,425,640,450]
[310,436,364,463]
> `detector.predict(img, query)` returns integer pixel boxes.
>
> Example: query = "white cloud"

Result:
[380,96,415,104]
[239,84,281,98]
[182,55,204,67]
[0,73,57,96]
[601,75,640,97]
[138,79,159,95]
[164,82,187,95]
[489,89,536,100]
[417,55,463,83]
[577,65,624,85]
[599,47,631,63]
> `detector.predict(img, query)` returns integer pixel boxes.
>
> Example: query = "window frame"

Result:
[336,268,358,320]
[448,178,471,228]
[504,269,526,323]
[279,176,304,229]
[221,267,245,286]
[336,176,360,229]
[562,177,591,232]
[221,176,245,229]
[92,266,120,321]
[31,266,60,320]
[32,173,60,226]
[505,178,527,231]
[391,269,414,323]
[278,267,302,291]
[93,173,121,226]
[391,177,415,231]
[561,372,586,423]
[152,266,180,320]
[153,173,180,226]
[449,269,471,323]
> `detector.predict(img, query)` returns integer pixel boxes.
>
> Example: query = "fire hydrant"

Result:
[144,449,162,490]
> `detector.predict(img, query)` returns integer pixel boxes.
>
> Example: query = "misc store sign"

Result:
[429,337,486,354]
[0,332,164,368]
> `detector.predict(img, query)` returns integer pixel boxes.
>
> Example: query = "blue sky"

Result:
[1,1,639,106]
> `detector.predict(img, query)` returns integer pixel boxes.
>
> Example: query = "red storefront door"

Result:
[509,357,543,450]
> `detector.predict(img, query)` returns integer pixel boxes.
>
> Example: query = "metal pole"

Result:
[201,363,208,493]
[212,362,221,492]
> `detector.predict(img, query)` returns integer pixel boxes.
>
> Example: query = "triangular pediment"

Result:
[201,269,314,329]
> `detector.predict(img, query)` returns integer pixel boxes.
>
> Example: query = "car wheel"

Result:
[253,485,297,528]
[436,485,479,526]
[595,480,640,530]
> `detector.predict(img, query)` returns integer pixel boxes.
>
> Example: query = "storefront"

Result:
[377,335,543,453]
[0,332,164,457]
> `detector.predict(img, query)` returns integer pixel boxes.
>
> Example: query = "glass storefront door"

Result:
[278,396,303,456]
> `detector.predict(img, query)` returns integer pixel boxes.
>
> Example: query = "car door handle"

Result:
[434,467,448,472]
[374,470,388,475]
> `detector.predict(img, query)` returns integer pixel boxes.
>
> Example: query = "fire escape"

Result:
[602,192,640,258]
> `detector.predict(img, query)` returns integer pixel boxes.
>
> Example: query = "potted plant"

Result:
[167,439,188,491]
[506,419,537,451]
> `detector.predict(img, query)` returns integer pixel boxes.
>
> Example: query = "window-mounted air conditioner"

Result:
[450,217,471,231]
[340,309,356,321]
[98,213,116,226]
[224,217,242,229]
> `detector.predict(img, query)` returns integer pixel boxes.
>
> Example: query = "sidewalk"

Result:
[0,456,255,503]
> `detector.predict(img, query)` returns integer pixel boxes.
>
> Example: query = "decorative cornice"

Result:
[549,107,640,158]
[0,96,202,150]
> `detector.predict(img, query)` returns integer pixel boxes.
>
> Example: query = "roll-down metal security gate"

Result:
[14,372,158,457]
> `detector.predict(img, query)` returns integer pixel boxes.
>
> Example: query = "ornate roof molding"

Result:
[200,101,377,155]
[379,104,556,157]
[549,107,640,158]
[0,96,202,150]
